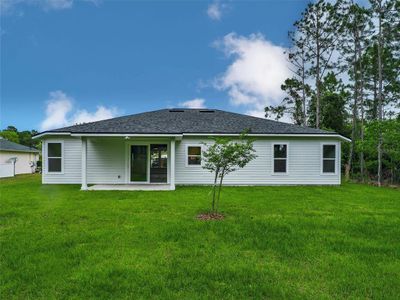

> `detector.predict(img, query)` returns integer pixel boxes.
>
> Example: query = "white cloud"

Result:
[207,1,226,21]
[72,106,118,124]
[40,90,119,131]
[0,0,21,13]
[43,0,73,10]
[214,32,291,117]
[1,0,98,15]
[40,91,73,131]
[179,98,206,109]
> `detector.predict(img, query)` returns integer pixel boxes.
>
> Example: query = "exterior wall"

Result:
[0,151,39,175]
[87,137,173,184]
[87,138,126,184]
[42,137,82,184]
[41,136,342,186]
[41,137,170,185]
[0,163,14,178]
[175,137,341,185]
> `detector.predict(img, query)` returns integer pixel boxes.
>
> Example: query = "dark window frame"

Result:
[272,143,288,174]
[187,145,202,166]
[46,141,63,173]
[322,144,337,174]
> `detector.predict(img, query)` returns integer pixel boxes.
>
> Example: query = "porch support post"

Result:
[170,139,175,190]
[81,137,88,191]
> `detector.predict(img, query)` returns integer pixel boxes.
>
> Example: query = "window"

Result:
[187,146,201,166]
[47,142,63,173]
[322,144,336,174]
[273,144,287,173]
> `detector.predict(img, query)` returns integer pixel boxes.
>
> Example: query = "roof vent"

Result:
[199,110,215,113]
[169,109,185,112]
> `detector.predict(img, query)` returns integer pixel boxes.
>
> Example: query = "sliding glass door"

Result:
[150,144,168,183]
[130,145,148,182]
[130,144,168,183]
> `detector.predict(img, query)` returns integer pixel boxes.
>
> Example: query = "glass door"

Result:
[150,144,168,183]
[130,145,148,182]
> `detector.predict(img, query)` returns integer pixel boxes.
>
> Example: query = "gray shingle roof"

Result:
[40,108,337,135]
[0,138,39,153]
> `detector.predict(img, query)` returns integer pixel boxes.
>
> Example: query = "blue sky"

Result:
[1,0,309,131]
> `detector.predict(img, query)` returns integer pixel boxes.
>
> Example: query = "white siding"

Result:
[42,136,342,186]
[86,138,126,184]
[175,137,341,185]
[42,137,82,184]
[42,137,127,184]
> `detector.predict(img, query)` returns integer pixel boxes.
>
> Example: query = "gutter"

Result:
[33,132,350,142]
[33,132,183,139]
[32,132,71,139]
[182,133,351,142]
[70,133,183,138]
[0,149,40,153]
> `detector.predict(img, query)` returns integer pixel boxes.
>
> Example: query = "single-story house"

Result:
[0,138,40,178]
[33,108,350,190]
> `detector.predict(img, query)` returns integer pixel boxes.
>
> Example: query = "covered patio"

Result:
[79,134,181,191]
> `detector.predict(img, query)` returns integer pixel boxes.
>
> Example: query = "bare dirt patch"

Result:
[196,213,225,221]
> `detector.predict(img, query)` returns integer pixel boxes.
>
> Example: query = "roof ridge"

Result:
[35,107,344,137]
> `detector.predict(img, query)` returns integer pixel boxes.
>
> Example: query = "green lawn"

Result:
[1,175,399,299]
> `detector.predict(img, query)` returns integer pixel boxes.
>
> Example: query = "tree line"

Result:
[266,0,399,185]
[0,126,40,149]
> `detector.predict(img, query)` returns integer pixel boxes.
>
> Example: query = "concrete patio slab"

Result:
[87,184,172,191]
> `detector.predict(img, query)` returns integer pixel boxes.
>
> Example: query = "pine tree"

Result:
[369,0,399,186]
[295,0,343,128]
[285,31,311,126]
[340,1,372,181]
[266,77,311,125]
[268,0,343,126]
[265,31,312,125]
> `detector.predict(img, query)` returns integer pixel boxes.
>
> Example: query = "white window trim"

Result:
[321,142,338,175]
[271,142,289,175]
[186,144,203,167]
[45,140,64,174]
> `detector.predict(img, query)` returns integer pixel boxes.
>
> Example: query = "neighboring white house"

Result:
[0,138,40,178]
[33,108,350,190]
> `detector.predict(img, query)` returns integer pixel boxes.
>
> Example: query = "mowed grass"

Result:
[1,175,399,299]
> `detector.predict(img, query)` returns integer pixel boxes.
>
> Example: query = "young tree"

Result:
[202,134,256,213]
